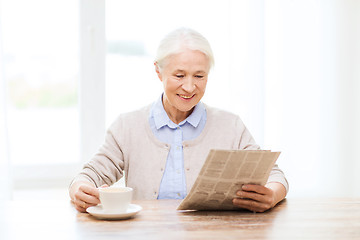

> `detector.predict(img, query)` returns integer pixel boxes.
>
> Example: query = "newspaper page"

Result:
[177,149,280,211]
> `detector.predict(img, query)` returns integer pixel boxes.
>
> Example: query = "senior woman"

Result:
[69,28,289,213]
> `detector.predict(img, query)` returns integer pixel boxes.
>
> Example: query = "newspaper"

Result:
[177,149,280,211]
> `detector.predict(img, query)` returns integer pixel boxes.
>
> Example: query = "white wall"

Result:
[264,0,360,197]
[228,0,265,147]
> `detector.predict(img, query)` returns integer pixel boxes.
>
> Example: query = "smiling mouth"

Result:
[178,94,194,99]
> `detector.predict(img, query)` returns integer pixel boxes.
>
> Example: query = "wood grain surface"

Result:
[1,198,359,240]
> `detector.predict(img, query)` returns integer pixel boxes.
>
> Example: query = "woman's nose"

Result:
[182,77,196,92]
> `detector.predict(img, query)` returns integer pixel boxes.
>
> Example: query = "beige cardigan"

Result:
[71,104,289,200]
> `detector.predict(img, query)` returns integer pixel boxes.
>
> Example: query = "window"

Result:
[1,0,80,188]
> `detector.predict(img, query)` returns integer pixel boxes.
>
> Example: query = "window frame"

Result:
[12,0,106,190]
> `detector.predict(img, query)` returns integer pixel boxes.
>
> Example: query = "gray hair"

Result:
[155,28,214,70]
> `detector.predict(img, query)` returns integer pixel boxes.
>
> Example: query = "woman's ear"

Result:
[154,62,162,81]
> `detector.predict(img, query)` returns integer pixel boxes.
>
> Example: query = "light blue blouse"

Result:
[149,94,207,199]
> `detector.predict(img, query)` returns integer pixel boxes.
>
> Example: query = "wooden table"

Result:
[1,198,359,240]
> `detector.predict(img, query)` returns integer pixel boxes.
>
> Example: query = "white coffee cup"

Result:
[98,187,133,213]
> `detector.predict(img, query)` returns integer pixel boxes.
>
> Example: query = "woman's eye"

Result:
[195,75,204,79]
[176,75,184,78]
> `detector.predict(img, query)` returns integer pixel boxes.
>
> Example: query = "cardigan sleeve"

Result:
[70,118,125,188]
[267,163,289,193]
[236,116,260,150]
[235,116,289,193]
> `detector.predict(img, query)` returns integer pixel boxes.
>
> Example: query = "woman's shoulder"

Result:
[109,104,152,130]
[204,104,241,120]
[203,104,247,131]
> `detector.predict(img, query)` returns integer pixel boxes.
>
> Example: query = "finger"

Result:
[236,190,270,204]
[237,197,272,211]
[73,198,89,211]
[75,192,100,206]
[74,203,87,213]
[80,184,100,198]
[242,184,271,195]
[75,187,100,205]
[73,198,88,207]
[233,198,269,213]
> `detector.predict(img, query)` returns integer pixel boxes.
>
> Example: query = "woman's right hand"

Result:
[69,181,103,212]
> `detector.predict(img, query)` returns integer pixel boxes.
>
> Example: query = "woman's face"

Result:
[155,49,210,123]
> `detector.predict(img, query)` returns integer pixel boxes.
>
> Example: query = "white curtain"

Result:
[0,0,12,201]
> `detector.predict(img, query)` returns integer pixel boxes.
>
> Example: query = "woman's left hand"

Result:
[232,184,278,213]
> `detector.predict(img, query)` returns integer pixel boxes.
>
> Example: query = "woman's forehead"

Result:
[163,50,210,70]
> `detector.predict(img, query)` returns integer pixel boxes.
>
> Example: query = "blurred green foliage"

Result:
[8,77,77,108]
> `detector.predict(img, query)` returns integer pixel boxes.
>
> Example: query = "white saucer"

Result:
[86,204,142,220]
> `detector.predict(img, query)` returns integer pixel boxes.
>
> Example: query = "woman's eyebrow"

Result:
[172,69,207,74]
